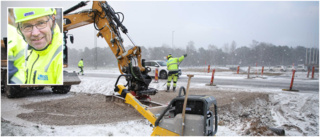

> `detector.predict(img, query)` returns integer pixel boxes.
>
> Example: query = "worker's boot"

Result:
[166,86,170,92]
[173,87,176,92]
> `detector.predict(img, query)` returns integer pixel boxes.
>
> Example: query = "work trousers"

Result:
[167,71,178,89]
[79,67,83,75]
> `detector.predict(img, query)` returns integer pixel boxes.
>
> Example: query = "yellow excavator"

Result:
[63,1,218,136]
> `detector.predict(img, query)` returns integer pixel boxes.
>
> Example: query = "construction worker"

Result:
[14,8,63,84]
[166,54,187,92]
[78,59,84,75]
[8,24,27,84]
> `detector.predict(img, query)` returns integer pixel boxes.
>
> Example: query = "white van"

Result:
[145,60,181,79]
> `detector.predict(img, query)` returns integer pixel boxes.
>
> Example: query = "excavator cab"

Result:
[153,87,218,136]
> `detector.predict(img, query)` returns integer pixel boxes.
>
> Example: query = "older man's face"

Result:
[20,16,54,50]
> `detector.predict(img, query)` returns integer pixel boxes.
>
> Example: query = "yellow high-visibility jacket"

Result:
[8,24,26,84]
[167,55,184,72]
[78,60,83,67]
[25,24,63,84]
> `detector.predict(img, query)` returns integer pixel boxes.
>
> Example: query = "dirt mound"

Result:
[243,118,278,136]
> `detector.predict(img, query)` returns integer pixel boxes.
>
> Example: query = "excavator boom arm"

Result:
[63,1,145,74]
[63,1,160,132]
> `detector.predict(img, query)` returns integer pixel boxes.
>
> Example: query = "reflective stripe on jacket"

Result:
[8,24,26,84]
[25,24,63,84]
[167,55,184,72]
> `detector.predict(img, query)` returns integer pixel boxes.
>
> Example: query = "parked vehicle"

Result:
[270,65,286,72]
[145,60,181,79]
[296,64,307,72]
[226,65,238,71]
[286,65,295,71]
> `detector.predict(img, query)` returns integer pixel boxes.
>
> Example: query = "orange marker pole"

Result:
[289,70,296,90]
[247,66,250,79]
[312,66,315,79]
[210,69,216,85]
[237,66,240,74]
[155,68,158,83]
[256,62,258,76]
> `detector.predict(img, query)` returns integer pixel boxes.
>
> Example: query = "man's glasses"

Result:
[21,18,50,32]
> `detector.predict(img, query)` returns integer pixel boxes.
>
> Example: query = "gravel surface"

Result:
[17,93,143,126]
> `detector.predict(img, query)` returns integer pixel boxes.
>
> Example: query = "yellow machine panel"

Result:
[151,126,180,136]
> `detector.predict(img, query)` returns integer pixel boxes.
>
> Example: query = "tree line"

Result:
[67,40,319,68]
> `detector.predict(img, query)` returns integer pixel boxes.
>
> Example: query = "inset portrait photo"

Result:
[7,7,63,85]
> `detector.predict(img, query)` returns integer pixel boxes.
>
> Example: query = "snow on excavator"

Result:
[63,1,218,136]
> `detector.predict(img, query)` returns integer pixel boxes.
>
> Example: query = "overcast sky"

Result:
[1,0,319,50]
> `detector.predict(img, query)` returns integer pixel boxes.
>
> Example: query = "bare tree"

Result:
[250,40,259,49]
[223,43,229,53]
[230,40,237,53]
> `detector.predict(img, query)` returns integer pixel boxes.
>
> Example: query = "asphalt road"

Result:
[179,76,319,92]
[82,72,319,92]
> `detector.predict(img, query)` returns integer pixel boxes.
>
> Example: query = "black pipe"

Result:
[114,74,131,92]
[178,86,186,97]
[63,1,89,15]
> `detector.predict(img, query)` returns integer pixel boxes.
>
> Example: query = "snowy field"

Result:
[2,67,319,136]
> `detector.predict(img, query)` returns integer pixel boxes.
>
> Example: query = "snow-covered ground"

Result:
[2,67,319,136]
